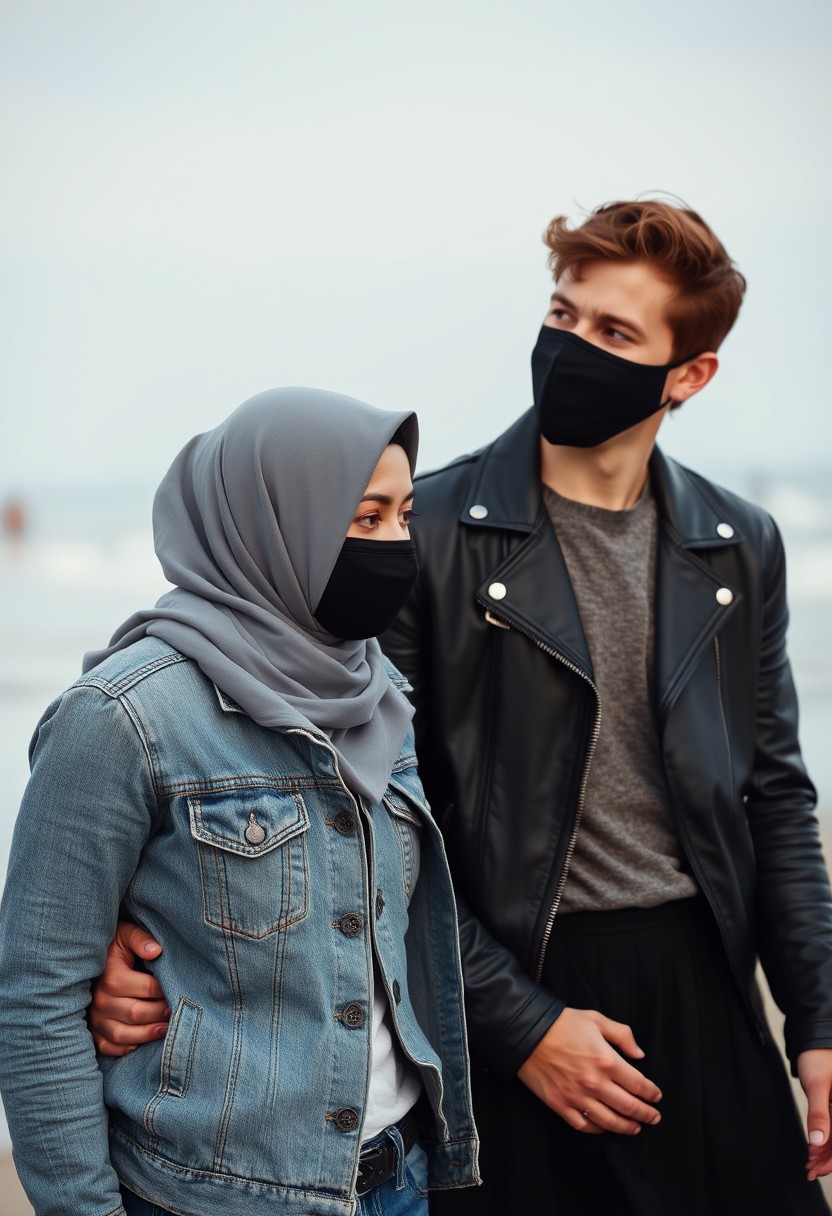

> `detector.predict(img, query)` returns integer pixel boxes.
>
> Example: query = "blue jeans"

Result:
[121,1127,429,1216]
[357,1122,429,1216]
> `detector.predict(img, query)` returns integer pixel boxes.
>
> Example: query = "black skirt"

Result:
[433,897,829,1216]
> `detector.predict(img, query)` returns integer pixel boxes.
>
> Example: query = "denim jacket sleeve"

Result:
[0,685,159,1216]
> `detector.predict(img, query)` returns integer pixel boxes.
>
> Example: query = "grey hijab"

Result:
[84,387,419,803]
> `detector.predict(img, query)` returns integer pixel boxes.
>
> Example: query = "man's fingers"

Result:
[598,1015,645,1061]
[805,1078,831,1150]
[607,1055,663,1105]
[92,1018,169,1056]
[97,962,165,1001]
[92,1037,135,1059]
[114,920,163,964]
[91,994,169,1025]
[579,1102,643,1136]
[806,1140,832,1181]
[596,1082,661,1126]
[561,1108,605,1135]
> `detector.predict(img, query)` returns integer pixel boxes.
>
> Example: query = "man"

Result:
[91,200,832,1214]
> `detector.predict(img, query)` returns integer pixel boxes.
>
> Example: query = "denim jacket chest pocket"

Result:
[188,787,310,938]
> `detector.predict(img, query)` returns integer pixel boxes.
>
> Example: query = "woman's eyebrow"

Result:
[357,489,415,506]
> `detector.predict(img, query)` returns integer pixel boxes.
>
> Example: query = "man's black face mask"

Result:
[314,538,419,641]
[532,326,693,448]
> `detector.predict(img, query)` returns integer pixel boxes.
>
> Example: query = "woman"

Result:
[0,387,479,1216]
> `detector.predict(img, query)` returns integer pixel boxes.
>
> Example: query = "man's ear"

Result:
[667,352,719,408]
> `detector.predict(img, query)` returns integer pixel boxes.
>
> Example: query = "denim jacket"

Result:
[0,637,479,1216]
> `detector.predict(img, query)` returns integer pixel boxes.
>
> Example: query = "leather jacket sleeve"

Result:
[382,578,565,1080]
[746,521,832,1066]
[454,889,566,1078]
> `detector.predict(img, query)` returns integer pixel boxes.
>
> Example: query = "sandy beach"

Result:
[4,818,832,1215]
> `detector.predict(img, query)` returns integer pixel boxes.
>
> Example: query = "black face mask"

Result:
[315,538,419,641]
[532,326,693,448]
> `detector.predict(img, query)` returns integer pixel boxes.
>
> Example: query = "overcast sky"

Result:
[1,0,830,490]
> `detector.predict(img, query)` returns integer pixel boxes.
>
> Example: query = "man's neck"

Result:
[539,435,655,511]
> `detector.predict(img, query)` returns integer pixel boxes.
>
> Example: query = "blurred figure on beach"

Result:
[2,498,27,557]
[2,499,26,540]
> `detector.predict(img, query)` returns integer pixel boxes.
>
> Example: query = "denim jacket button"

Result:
[338,913,364,938]
[332,811,357,836]
[243,813,266,845]
[333,1107,360,1133]
[342,1003,366,1028]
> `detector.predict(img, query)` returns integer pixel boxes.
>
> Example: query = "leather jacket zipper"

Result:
[481,605,602,983]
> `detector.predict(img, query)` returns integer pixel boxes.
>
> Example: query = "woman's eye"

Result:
[356,512,381,529]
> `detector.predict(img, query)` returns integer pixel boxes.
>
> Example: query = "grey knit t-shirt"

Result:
[543,481,697,912]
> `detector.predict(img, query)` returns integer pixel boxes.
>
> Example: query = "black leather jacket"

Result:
[382,408,832,1080]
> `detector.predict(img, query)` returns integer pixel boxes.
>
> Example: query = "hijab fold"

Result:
[83,387,419,803]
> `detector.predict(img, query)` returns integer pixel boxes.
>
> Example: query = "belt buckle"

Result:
[355,1143,390,1195]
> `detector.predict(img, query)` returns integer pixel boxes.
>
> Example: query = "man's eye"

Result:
[607,327,630,342]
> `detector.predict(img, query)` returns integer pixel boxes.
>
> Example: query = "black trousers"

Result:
[434,897,829,1216]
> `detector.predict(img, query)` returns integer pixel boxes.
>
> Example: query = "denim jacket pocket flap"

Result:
[188,787,309,858]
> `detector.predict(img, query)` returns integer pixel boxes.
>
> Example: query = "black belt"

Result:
[355,1113,418,1195]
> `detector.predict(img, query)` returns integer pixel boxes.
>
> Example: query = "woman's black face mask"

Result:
[314,538,419,641]
[531,326,693,448]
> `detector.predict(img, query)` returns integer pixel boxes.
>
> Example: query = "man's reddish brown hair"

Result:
[544,200,746,358]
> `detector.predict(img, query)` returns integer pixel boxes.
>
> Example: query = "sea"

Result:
[1,472,831,1149]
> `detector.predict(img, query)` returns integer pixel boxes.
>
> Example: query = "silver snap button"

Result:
[715,587,733,606]
[244,813,266,845]
[716,522,734,539]
[469,504,488,520]
[488,581,507,600]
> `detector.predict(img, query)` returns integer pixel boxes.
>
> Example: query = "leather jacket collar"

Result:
[461,408,745,717]
[459,407,746,551]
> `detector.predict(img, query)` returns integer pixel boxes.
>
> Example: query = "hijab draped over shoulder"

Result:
[84,387,419,803]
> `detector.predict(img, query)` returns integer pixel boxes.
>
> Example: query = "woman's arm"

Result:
[0,685,158,1216]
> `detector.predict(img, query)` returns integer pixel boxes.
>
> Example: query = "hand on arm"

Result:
[517,1007,662,1136]
[798,1049,832,1181]
[88,921,170,1056]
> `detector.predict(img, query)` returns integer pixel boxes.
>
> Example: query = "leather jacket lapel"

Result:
[461,409,593,678]
[650,448,743,722]
[457,413,749,698]
[477,515,594,680]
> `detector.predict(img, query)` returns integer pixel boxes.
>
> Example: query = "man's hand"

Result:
[88,921,170,1057]
[798,1048,832,1181]
[517,1007,662,1135]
